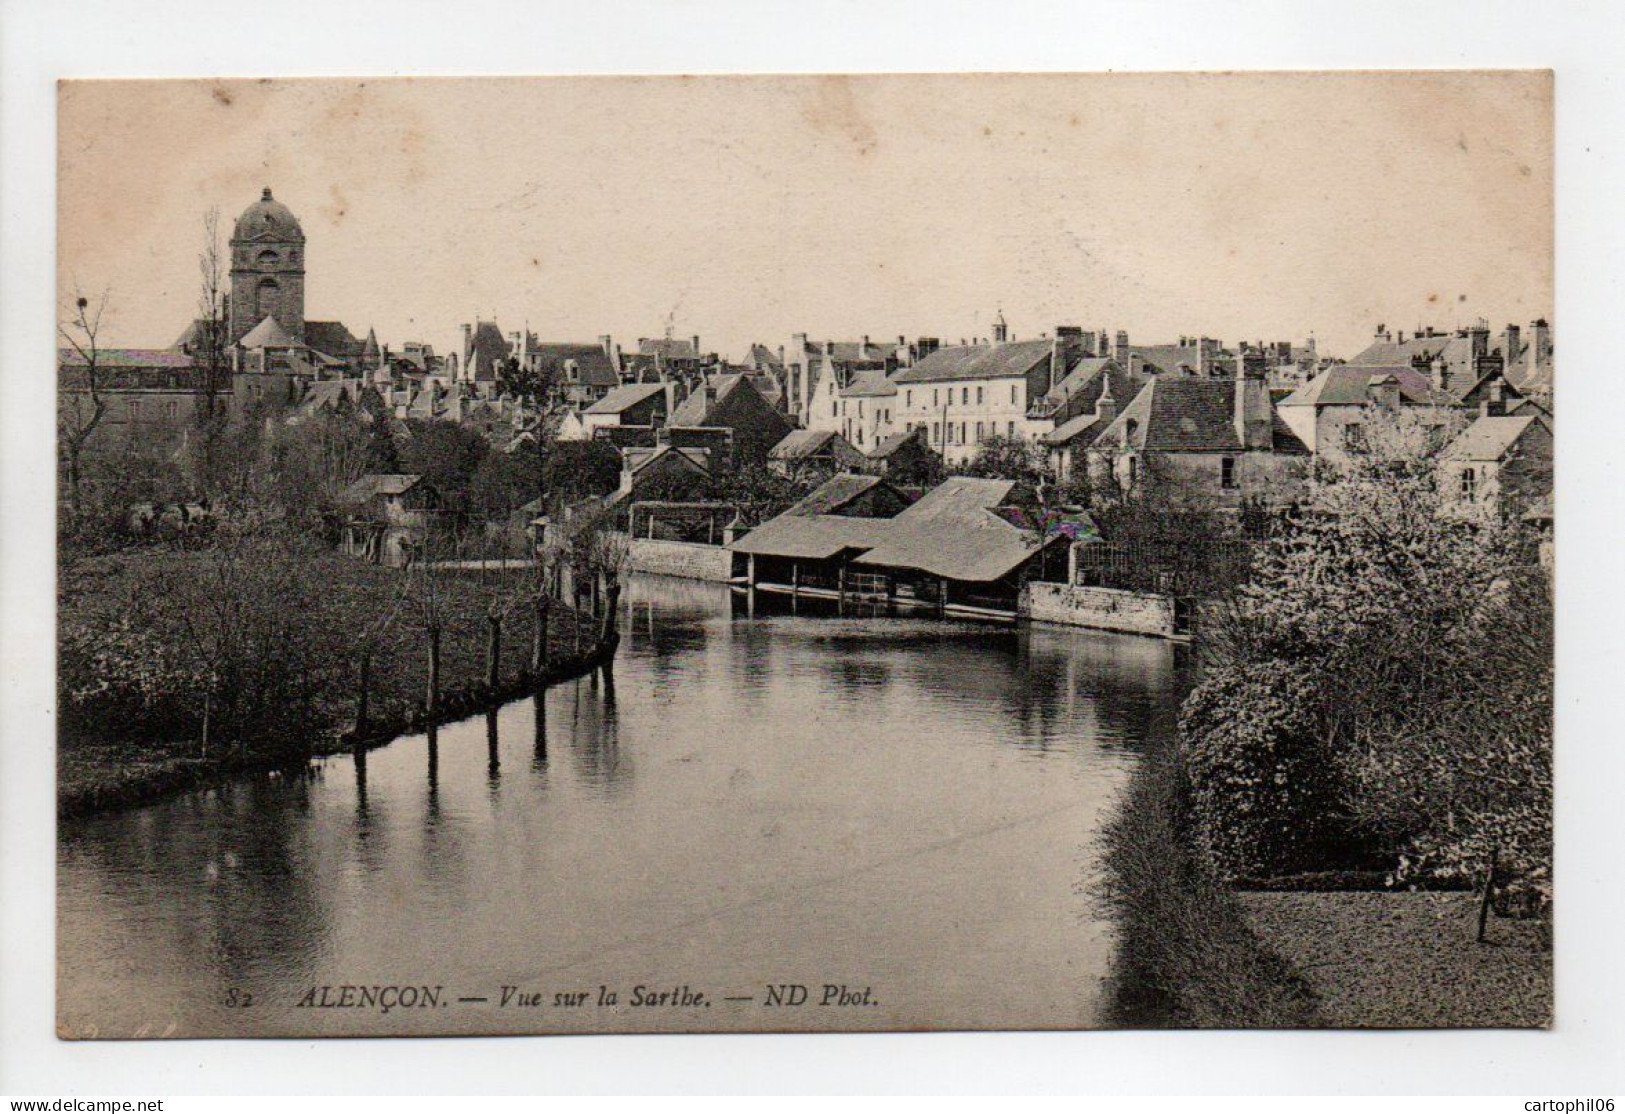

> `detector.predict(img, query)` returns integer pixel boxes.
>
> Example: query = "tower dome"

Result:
[233,187,304,242]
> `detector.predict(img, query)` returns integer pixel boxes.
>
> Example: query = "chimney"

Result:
[1195,338,1211,378]
[461,323,473,358]
[1431,356,1450,395]
[1375,322,1391,343]
[1233,360,1270,450]
[1481,379,1506,418]
[1530,318,1551,369]
[825,340,837,356]
[692,335,702,357]
[1500,323,1521,368]
[1094,376,1118,426]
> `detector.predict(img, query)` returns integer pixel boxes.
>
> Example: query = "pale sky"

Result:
[58,72,1552,362]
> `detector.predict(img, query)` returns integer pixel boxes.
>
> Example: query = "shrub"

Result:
[1181,661,1348,880]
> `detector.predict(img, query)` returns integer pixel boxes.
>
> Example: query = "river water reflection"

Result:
[58,574,1188,1036]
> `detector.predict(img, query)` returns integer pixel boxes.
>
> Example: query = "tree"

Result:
[1188,406,1550,902]
[58,287,111,526]
[401,418,490,517]
[189,207,232,492]
[958,433,1052,489]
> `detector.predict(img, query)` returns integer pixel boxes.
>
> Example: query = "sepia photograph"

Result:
[46,70,1559,1041]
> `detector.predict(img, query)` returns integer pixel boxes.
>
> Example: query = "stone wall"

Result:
[625,535,736,582]
[1020,581,1181,638]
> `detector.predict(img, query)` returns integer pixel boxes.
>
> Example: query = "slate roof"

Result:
[464,322,510,372]
[1118,344,1204,375]
[853,477,1046,583]
[769,429,840,459]
[748,343,785,371]
[893,339,1053,384]
[1033,358,1147,422]
[1092,377,1308,454]
[1348,334,1460,368]
[840,370,898,398]
[1096,378,1242,452]
[59,348,194,369]
[239,315,301,349]
[1042,409,1114,448]
[734,475,1056,584]
[729,514,891,560]
[585,382,666,415]
[639,337,699,359]
[531,342,618,387]
[800,339,895,363]
[1278,364,1459,409]
[338,474,424,503]
[786,473,892,516]
[868,428,929,458]
[304,320,364,359]
[1440,415,1544,462]
[624,444,711,477]
[669,374,752,426]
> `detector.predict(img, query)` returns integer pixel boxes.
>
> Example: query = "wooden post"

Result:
[426,624,441,713]
[532,595,549,675]
[603,580,621,639]
[354,649,372,741]
[939,577,949,616]
[792,562,799,600]
[1477,844,1500,943]
[485,610,502,691]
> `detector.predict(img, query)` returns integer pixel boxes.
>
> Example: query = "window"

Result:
[975,421,984,442]
[1221,456,1238,489]
[1010,384,1018,404]
[1126,455,1139,487]
[1342,423,1367,453]
[960,421,967,444]
[832,400,838,417]
[906,389,912,407]
[976,385,984,405]
[932,421,940,444]
[1007,421,1015,438]
[961,386,969,405]
[933,389,940,408]
[1460,467,1478,500]
[858,400,865,419]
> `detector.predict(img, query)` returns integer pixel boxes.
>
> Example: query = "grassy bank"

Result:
[59,548,613,818]
[1240,890,1551,1028]
[1096,744,1321,1028]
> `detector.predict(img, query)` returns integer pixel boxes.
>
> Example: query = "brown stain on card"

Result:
[800,76,878,157]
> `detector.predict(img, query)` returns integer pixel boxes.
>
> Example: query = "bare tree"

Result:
[58,287,112,525]
[191,207,230,491]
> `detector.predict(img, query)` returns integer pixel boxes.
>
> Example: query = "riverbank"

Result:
[1099,737,1552,1028]
[59,548,615,819]
[1097,745,1320,1028]
[1239,890,1551,1028]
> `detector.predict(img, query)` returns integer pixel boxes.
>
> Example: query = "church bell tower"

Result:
[229,187,306,345]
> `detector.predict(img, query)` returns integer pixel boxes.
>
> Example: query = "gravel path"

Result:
[1238,891,1551,1028]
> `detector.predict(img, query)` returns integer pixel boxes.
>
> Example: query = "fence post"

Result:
[1476,844,1500,943]
[532,595,549,675]
[354,649,372,741]
[486,610,502,691]
[426,623,441,714]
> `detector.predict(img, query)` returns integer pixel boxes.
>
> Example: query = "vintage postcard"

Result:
[55,72,1552,1038]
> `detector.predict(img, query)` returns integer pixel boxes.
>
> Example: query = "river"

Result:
[57,573,1188,1037]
